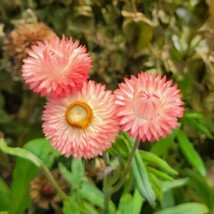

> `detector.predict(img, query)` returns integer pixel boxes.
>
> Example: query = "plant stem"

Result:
[109,138,141,194]
[131,0,137,13]
[41,164,68,200]
[103,152,111,214]
[0,138,68,201]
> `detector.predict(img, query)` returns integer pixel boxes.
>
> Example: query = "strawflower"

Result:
[22,35,92,98]
[114,72,184,142]
[42,80,119,159]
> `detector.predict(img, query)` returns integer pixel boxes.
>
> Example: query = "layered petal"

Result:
[22,35,92,98]
[42,80,120,159]
[114,71,184,142]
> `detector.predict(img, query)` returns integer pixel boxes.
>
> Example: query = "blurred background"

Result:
[0,0,214,213]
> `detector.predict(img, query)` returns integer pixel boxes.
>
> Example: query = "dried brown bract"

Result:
[3,22,55,76]
[29,170,69,211]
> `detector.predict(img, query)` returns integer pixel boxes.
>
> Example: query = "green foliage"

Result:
[150,132,176,157]
[177,129,206,176]
[9,157,38,214]
[123,18,153,51]
[116,189,143,214]
[59,160,116,214]
[0,178,10,211]
[153,203,208,214]
[140,150,178,176]
[2,138,59,214]
[132,149,156,206]
[181,112,213,139]
[187,171,214,211]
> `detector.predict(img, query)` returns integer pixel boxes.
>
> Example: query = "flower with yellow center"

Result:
[42,81,120,159]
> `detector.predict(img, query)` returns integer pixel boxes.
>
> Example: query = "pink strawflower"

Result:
[22,35,92,98]
[114,72,184,142]
[42,80,119,159]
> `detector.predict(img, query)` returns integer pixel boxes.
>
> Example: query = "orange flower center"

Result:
[133,91,162,120]
[65,101,93,128]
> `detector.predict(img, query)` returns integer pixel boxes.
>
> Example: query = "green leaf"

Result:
[82,201,100,214]
[184,112,205,120]
[8,138,59,214]
[116,189,143,214]
[123,19,153,50]
[153,203,209,214]
[136,21,153,50]
[58,162,73,186]
[116,193,133,214]
[177,73,192,96]
[62,162,116,213]
[24,138,60,168]
[147,167,174,181]
[176,129,206,176]
[71,159,84,190]
[0,177,10,211]
[150,133,175,157]
[80,181,116,213]
[63,197,80,214]
[122,133,156,206]
[132,189,144,214]
[148,173,163,201]
[161,191,175,209]
[132,149,156,206]
[110,135,129,158]
[181,116,213,139]
[80,181,104,208]
[187,170,214,211]
[141,151,178,175]
[123,18,138,43]
[9,157,38,214]
[162,178,188,192]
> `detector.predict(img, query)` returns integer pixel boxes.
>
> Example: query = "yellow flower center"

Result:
[65,101,93,129]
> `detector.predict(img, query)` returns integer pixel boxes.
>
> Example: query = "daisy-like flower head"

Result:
[114,72,184,142]
[42,80,119,159]
[22,35,92,98]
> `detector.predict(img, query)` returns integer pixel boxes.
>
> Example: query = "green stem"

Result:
[41,164,68,200]
[103,152,111,214]
[0,138,68,200]
[131,0,137,13]
[109,139,141,194]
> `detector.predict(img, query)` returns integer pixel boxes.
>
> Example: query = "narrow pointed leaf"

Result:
[153,203,208,214]
[122,133,156,206]
[177,129,206,176]
[162,178,188,192]
[131,153,156,206]
[147,167,174,181]
[141,151,178,175]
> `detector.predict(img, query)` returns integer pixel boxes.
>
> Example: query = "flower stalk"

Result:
[103,152,111,214]
[0,138,68,201]
[109,139,141,194]
[102,138,141,213]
